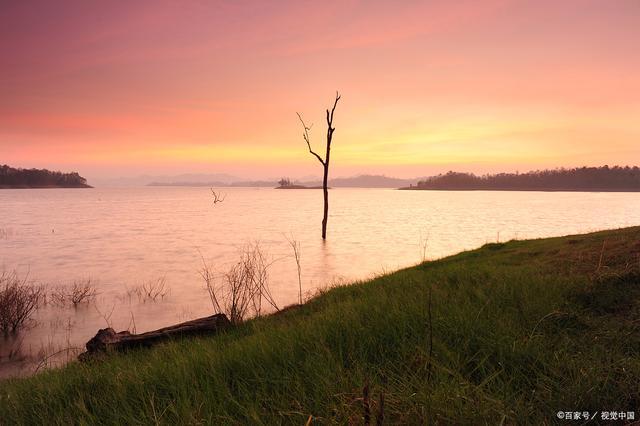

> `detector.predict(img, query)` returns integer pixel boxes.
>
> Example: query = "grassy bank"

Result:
[2,227,640,424]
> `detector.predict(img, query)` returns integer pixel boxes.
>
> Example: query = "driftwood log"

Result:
[78,313,230,362]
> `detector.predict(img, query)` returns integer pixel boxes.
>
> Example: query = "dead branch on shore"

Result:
[78,313,231,361]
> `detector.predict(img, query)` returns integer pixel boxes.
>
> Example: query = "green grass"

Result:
[2,227,640,424]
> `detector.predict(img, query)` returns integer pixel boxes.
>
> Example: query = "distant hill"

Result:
[148,174,419,188]
[400,166,640,192]
[95,173,239,187]
[0,165,91,189]
[148,180,277,187]
[148,180,234,187]
[329,174,416,188]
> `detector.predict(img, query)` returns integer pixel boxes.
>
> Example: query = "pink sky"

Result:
[1,0,639,180]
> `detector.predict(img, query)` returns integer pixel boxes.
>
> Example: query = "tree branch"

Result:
[327,91,341,127]
[210,189,226,205]
[297,112,325,166]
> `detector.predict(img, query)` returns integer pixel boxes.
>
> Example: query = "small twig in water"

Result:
[95,303,115,328]
[419,231,430,263]
[210,189,226,205]
[34,346,83,373]
[286,235,303,304]
[596,240,606,274]
[128,310,137,334]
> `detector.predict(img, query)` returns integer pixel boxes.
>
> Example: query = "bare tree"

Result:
[297,92,341,240]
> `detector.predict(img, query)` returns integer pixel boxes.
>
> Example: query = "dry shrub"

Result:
[69,280,97,305]
[48,287,65,307]
[200,242,279,324]
[50,279,97,307]
[118,277,170,304]
[137,277,170,302]
[0,272,44,333]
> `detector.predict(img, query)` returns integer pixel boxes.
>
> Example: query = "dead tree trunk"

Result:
[297,92,341,240]
[78,313,230,361]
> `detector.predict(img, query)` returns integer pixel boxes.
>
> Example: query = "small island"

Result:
[0,164,92,189]
[275,177,324,189]
[399,166,640,192]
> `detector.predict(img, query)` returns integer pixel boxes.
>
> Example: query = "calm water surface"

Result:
[1,187,639,376]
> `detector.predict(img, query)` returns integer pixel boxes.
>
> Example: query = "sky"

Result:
[1,0,639,180]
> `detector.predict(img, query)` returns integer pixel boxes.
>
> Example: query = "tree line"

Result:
[0,164,90,188]
[411,166,640,191]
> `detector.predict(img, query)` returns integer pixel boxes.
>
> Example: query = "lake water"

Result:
[1,187,639,377]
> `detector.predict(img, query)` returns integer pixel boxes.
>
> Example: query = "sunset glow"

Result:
[1,0,639,180]
[3,1,640,415]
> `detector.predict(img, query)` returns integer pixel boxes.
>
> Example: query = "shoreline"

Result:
[275,185,325,189]
[2,226,640,422]
[0,185,93,189]
[398,186,640,192]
